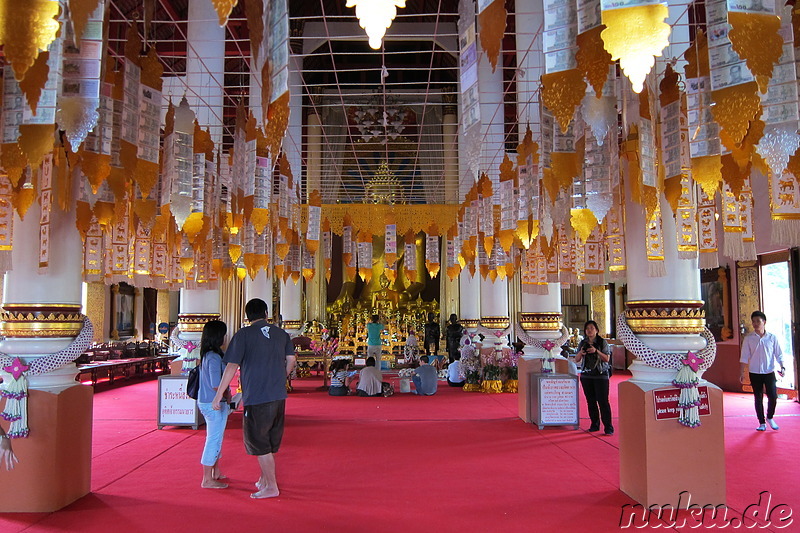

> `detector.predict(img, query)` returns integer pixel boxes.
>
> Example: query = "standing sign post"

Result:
[530,373,580,430]
[157,375,203,429]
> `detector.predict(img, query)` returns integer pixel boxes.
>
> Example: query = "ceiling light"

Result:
[345,0,407,50]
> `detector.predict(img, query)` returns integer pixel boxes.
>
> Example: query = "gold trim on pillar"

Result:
[624,300,706,334]
[461,318,480,329]
[178,313,221,333]
[0,303,84,338]
[282,319,303,330]
[518,312,562,331]
[480,316,510,330]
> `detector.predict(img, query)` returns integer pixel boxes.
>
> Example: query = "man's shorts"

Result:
[243,399,286,455]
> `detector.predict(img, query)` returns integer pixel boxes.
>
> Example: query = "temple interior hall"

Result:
[0,0,799,528]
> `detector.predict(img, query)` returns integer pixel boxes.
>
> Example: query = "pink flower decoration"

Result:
[542,340,556,351]
[184,341,198,352]
[3,357,30,380]
[681,351,704,372]
[494,331,503,338]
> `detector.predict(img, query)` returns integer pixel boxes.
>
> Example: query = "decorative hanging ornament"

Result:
[600,0,670,93]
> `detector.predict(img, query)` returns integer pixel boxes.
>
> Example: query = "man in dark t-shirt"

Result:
[212,298,296,499]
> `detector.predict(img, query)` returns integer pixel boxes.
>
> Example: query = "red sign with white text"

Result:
[653,386,711,420]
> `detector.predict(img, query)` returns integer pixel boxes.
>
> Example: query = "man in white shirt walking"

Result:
[740,310,786,432]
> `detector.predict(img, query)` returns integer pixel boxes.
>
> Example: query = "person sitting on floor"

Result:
[447,353,466,387]
[356,356,385,397]
[328,359,350,396]
[411,355,438,396]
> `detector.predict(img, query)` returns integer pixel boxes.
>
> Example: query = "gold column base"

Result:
[518,312,562,331]
[461,319,480,329]
[624,300,706,335]
[177,313,220,333]
[0,304,84,338]
[282,320,303,331]
[480,316,510,329]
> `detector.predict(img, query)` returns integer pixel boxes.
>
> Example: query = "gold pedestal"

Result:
[0,385,93,512]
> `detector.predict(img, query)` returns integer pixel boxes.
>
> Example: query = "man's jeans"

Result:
[198,402,230,466]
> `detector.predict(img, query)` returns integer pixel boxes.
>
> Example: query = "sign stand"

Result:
[529,373,580,430]
[157,375,204,430]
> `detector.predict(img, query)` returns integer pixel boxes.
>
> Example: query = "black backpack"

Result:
[186,362,201,400]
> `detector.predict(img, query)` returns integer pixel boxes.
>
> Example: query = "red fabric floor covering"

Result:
[1,374,799,532]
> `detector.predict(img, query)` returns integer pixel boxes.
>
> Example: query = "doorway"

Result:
[760,252,795,393]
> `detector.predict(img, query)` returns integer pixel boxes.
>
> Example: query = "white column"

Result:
[514,0,563,360]
[515,0,543,137]
[477,36,509,328]
[186,0,225,146]
[441,99,459,323]
[280,40,304,335]
[176,0,225,366]
[245,270,273,318]
[623,190,703,384]
[0,202,84,390]
[306,111,326,322]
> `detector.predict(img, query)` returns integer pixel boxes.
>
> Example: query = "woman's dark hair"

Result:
[583,320,600,332]
[200,320,227,362]
[365,356,376,367]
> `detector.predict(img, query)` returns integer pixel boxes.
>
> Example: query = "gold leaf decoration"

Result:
[80,149,111,193]
[570,208,598,243]
[691,155,722,197]
[727,12,783,93]
[124,23,142,63]
[1,143,28,187]
[576,26,613,97]
[684,29,709,80]
[601,4,670,93]
[260,59,273,126]
[477,0,507,73]
[133,198,157,229]
[119,140,138,184]
[710,81,760,146]
[68,0,102,42]
[140,46,164,91]
[135,160,159,199]
[550,152,581,195]
[13,183,37,220]
[721,153,749,198]
[659,64,680,107]
[244,0,264,63]
[516,125,538,166]
[18,124,55,168]
[541,70,587,133]
[211,0,238,26]
[18,51,49,115]
[0,0,60,81]
[265,92,290,161]
[664,175,681,213]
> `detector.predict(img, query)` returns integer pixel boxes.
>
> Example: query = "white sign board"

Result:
[531,373,580,428]
[157,375,203,429]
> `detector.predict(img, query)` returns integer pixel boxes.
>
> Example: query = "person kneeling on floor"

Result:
[447,353,465,387]
[411,355,438,396]
[356,356,387,397]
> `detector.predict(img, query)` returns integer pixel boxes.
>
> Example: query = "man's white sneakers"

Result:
[756,424,767,431]
[768,418,779,430]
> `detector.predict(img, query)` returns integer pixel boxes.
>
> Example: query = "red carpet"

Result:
[1,374,799,532]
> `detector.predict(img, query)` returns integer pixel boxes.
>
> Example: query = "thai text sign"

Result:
[653,386,711,420]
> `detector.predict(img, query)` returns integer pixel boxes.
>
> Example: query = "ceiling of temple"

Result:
[105,0,495,205]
